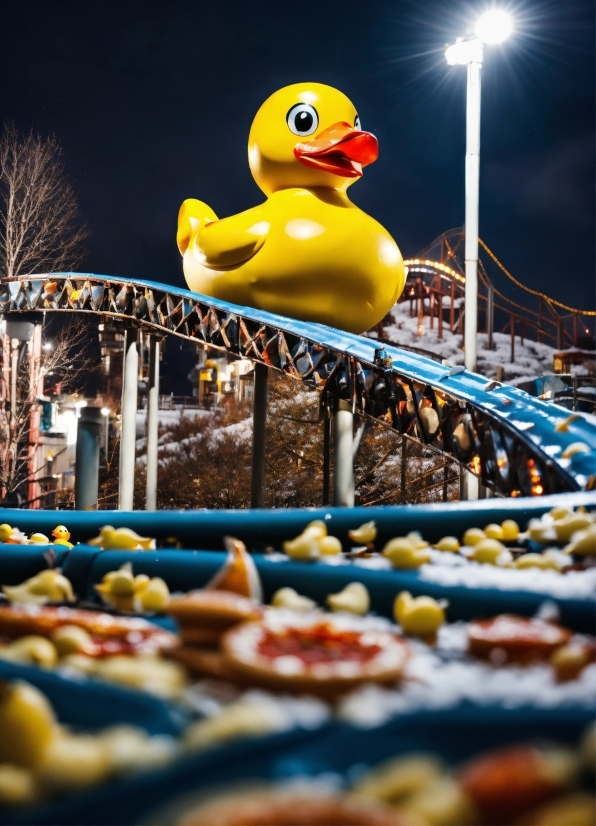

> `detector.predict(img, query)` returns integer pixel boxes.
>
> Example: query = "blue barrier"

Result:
[5,707,592,826]
[0,491,594,549]
[61,546,594,633]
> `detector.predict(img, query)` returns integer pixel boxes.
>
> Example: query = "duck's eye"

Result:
[287,103,319,137]
[354,115,361,130]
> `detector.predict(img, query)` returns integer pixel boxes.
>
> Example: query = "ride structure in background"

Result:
[0,273,595,511]
[401,228,596,363]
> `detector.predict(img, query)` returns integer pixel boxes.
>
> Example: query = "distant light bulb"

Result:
[475,10,513,44]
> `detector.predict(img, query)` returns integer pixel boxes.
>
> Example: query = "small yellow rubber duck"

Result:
[87,526,155,551]
[51,526,73,548]
[29,533,50,545]
[3,569,75,605]
[95,562,170,613]
[282,520,343,560]
[394,591,445,637]
[0,526,30,544]
[326,582,370,615]
[0,524,14,543]
[178,83,405,334]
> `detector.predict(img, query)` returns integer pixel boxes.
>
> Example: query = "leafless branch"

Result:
[0,122,87,278]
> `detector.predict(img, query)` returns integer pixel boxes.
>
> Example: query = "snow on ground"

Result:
[136,414,252,465]
[379,301,558,383]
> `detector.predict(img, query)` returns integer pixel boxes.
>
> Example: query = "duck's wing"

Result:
[177,199,219,254]
[196,206,269,269]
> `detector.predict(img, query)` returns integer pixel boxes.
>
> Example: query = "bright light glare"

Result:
[101,407,110,416]
[475,10,513,44]
[445,38,483,65]
[42,342,52,351]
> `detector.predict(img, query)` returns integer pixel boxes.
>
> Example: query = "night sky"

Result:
[1,0,594,315]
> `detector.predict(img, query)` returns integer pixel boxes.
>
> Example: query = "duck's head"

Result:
[52,525,70,540]
[248,83,378,195]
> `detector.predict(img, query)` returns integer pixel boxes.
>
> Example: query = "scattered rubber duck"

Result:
[2,569,75,605]
[382,537,431,569]
[434,536,460,553]
[484,524,504,541]
[0,680,56,769]
[28,533,50,545]
[0,525,13,543]
[394,591,446,637]
[282,520,342,560]
[2,527,30,545]
[514,552,562,572]
[271,587,317,612]
[528,510,594,545]
[51,526,73,548]
[177,83,405,334]
[564,524,596,557]
[462,528,485,547]
[0,636,58,668]
[468,539,513,567]
[87,526,155,551]
[500,520,520,542]
[326,582,370,615]
[205,537,263,601]
[348,521,377,548]
[95,563,170,613]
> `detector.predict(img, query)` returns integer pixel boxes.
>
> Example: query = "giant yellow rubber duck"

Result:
[177,83,405,334]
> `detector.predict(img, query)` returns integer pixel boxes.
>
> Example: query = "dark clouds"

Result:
[0,0,593,310]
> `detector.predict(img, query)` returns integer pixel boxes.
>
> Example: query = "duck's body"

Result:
[178,83,405,335]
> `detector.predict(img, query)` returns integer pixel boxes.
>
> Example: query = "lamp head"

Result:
[475,10,513,44]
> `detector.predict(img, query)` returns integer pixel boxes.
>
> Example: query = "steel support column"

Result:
[145,336,161,510]
[322,413,331,506]
[118,327,138,510]
[250,362,268,508]
[75,406,102,510]
[333,399,354,507]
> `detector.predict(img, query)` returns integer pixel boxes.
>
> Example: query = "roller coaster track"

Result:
[1,273,595,497]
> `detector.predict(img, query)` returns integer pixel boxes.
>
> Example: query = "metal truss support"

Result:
[0,273,591,496]
[75,406,102,510]
[251,362,268,508]
[333,399,355,507]
[145,335,161,510]
[119,327,138,510]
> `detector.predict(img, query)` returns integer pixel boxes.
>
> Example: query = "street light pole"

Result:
[465,55,482,372]
[446,10,513,373]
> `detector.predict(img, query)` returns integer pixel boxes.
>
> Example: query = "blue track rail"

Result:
[1,273,595,496]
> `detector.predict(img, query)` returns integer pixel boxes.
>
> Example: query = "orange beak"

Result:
[294,122,378,178]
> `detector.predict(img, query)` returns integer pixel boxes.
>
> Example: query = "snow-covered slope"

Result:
[379,300,557,383]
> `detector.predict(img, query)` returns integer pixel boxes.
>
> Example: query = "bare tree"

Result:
[0,122,86,278]
[0,318,96,499]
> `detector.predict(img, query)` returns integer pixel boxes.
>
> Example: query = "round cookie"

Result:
[167,590,263,629]
[221,612,409,697]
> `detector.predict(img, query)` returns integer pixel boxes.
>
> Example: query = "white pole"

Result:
[118,328,138,510]
[145,336,160,510]
[333,399,355,507]
[464,58,482,372]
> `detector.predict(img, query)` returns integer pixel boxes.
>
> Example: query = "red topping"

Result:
[468,614,572,664]
[257,623,382,666]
